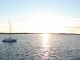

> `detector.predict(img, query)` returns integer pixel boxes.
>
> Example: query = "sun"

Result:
[33,16,64,33]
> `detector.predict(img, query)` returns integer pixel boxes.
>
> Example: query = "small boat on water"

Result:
[2,20,17,42]
[2,38,17,42]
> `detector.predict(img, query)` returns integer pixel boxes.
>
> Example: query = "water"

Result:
[0,34,80,60]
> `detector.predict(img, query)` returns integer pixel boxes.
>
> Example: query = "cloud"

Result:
[65,26,80,29]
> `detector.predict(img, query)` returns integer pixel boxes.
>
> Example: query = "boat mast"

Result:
[9,20,11,38]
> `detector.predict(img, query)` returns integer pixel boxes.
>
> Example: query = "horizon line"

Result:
[0,32,79,35]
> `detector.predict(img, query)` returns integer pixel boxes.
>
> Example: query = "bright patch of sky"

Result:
[0,0,80,33]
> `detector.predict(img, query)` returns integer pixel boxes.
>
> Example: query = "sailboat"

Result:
[2,21,17,42]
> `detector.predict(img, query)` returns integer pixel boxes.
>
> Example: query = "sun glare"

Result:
[10,14,74,33]
[32,14,66,33]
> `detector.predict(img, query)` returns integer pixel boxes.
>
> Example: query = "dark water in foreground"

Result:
[0,34,80,60]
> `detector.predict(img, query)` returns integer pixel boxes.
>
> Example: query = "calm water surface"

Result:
[0,34,80,60]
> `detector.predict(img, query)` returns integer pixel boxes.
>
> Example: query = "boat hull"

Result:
[2,38,17,42]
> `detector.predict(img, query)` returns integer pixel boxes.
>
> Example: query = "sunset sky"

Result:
[0,0,80,33]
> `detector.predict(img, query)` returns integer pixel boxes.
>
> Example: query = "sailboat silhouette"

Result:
[2,20,17,42]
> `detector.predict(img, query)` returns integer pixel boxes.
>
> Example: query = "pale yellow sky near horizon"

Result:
[0,14,80,34]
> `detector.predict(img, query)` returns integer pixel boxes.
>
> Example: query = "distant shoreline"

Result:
[0,33,79,35]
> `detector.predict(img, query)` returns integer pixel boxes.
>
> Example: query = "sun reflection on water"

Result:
[41,33,50,60]
[42,34,49,47]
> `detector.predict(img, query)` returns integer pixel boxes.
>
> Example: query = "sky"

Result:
[0,0,80,33]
